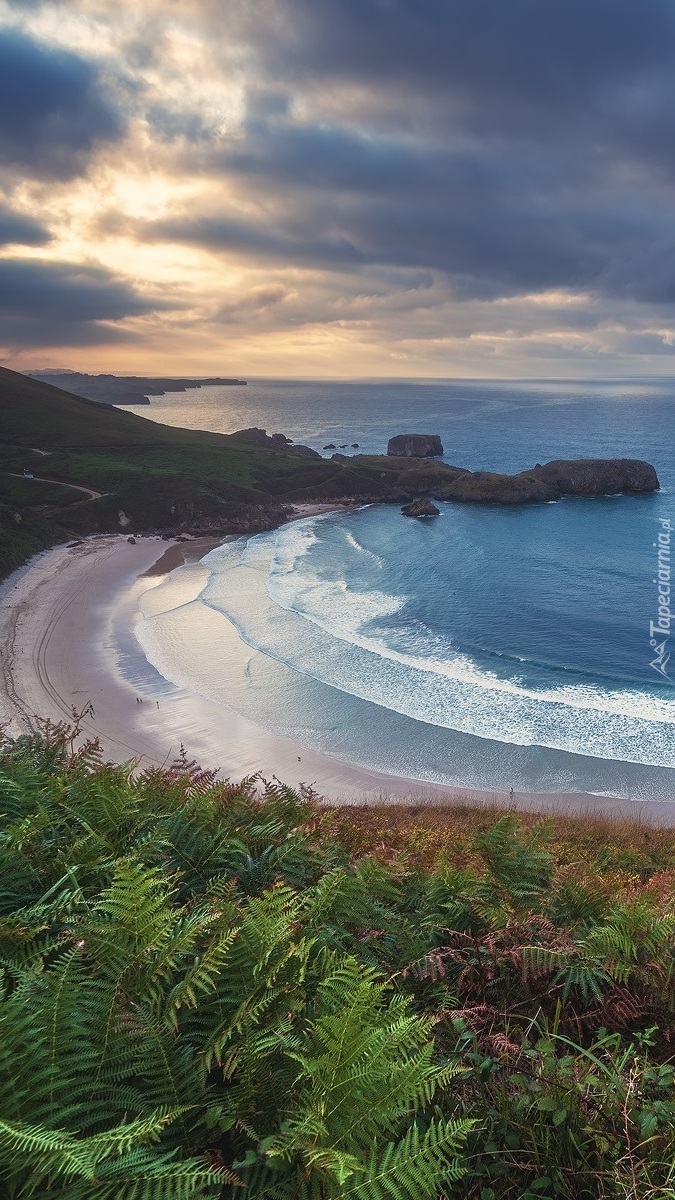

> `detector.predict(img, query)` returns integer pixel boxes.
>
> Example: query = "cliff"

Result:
[229,428,321,459]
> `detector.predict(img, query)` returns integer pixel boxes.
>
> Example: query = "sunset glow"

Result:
[3,0,675,377]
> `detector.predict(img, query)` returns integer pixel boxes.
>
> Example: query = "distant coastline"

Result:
[26,371,247,407]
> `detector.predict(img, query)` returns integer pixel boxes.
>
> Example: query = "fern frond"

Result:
[520,944,570,983]
[342,1116,473,1200]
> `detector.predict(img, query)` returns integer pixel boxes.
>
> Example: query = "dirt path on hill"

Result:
[6,473,103,501]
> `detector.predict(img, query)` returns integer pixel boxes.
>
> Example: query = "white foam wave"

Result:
[268,568,403,637]
[265,522,319,572]
[175,521,675,769]
[265,518,398,633]
[264,524,675,726]
[344,531,384,568]
[275,572,675,724]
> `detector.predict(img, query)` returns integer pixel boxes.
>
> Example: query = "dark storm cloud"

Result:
[154,212,366,268]
[138,0,675,314]
[0,259,171,347]
[236,0,675,111]
[0,315,140,347]
[0,259,156,320]
[225,114,430,193]
[150,199,640,302]
[150,120,675,304]
[0,204,51,245]
[0,29,123,178]
[4,0,675,363]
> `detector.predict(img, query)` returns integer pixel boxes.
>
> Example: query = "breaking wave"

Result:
[189,510,675,769]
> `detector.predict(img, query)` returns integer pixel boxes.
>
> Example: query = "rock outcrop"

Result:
[230,427,321,459]
[380,444,657,501]
[328,453,659,506]
[429,458,659,504]
[444,458,659,504]
[387,433,444,458]
[401,498,440,517]
[525,458,660,497]
[439,471,554,504]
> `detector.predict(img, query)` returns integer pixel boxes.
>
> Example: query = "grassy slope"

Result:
[324,800,675,877]
[0,364,315,495]
[0,366,467,579]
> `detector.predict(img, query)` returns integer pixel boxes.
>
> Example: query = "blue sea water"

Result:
[130,379,675,799]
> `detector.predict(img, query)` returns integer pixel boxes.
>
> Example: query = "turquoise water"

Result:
[132,379,675,799]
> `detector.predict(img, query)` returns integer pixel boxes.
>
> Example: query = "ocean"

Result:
[129,378,675,800]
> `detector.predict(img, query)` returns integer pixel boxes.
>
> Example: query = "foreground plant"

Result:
[0,726,471,1198]
[3,725,675,1198]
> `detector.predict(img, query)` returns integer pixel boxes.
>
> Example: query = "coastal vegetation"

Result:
[2,721,675,1198]
[0,366,660,582]
[0,365,456,579]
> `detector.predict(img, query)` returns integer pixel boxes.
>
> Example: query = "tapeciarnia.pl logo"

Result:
[649,517,672,679]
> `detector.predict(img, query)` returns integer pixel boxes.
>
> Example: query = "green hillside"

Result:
[0,366,462,579]
[0,364,325,496]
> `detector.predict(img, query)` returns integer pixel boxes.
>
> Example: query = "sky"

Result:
[3,0,675,378]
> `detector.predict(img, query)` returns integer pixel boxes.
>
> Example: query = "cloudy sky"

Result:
[3,0,675,377]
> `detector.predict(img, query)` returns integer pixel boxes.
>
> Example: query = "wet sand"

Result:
[1,528,675,822]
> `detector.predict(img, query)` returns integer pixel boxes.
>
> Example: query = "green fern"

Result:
[0,1110,234,1199]
[345,1115,472,1200]
[6,730,675,1199]
[472,815,553,904]
[231,956,472,1198]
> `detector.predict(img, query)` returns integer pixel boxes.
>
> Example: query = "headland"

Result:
[0,366,670,819]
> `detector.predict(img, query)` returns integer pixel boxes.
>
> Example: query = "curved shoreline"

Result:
[1,531,675,821]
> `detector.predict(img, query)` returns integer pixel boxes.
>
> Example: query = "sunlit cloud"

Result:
[3,0,675,375]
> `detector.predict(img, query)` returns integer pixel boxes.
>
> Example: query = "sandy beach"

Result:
[2,523,675,823]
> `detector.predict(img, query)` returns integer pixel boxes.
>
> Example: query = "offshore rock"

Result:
[401,498,440,517]
[387,433,444,458]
